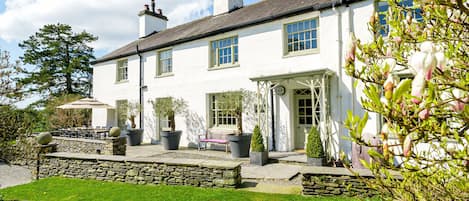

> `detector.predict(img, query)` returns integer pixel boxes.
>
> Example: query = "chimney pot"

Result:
[151,0,156,13]
[144,4,149,11]
[156,9,162,15]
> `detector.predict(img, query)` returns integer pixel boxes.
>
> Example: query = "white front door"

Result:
[294,89,314,150]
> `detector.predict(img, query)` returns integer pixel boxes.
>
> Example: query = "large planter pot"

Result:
[126,129,143,146]
[307,157,324,166]
[161,130,182,150]
[250,151,268,166]
[228,134,251,158]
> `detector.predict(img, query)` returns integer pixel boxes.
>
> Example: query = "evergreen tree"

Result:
[18,23,97,105]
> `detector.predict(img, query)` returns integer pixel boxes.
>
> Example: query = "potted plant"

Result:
[150,97,186,150]
[306,126,325,166]
[217,90,252,158]
[250,125,268,165]
[122,101,143,146]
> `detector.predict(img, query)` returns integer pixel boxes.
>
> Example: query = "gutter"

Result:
[92,0,365,64]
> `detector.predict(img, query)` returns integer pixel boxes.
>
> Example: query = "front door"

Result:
[294,89,314,149]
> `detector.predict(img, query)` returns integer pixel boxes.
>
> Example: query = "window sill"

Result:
[283,49,319,58]
[208,64,240,71]
[209,127,237,133]
[155,73,174,78]
[115,80,129,84]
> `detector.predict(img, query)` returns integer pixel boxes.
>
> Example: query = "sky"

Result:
[0,0,259,107]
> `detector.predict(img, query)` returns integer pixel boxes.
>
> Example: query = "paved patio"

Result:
[0,162,32,189]
[127,144,306,194]
[127,144,307,181]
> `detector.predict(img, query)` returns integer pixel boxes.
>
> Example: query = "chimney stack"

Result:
[213,0,243,15]
[138,0,168,38]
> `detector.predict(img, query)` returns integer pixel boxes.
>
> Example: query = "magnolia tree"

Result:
[344,0,468,200]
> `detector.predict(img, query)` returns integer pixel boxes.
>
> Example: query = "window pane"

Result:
[212,36,238,66]
[306,117,313,124]
[299,117,305,124]
[311,20,317,28]
[285,18,319,53]
[312,40,317,48]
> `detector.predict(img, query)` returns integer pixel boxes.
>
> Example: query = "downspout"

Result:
[270,87,275,151]
[333,1,343,160]
[346,2,356,161]
[137,45,144,129]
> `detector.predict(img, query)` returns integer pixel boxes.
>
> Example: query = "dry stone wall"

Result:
[39,152,242,188]
[53,137,126,155]
[301,167,377,197]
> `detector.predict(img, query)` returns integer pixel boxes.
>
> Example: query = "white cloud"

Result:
[0,0,213,51]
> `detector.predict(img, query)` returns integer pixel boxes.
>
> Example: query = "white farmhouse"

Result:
[92,0,398,160]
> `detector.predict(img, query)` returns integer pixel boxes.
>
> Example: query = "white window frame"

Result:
[116,59,128,82]
[284,17,319,56]
[116,99,128,129]
[157,48,173,77]
[209,36,239,68]
[208,93,238,129]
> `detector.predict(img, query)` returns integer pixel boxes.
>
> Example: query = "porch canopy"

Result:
[57,98,114,109]
[250,69,334,157]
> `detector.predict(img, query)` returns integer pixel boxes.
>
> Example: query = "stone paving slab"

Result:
[241,163,302,180]
[0,162,32,189]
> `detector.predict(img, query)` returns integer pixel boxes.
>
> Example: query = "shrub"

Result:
[250,125,264,152]
[306,126,324,158]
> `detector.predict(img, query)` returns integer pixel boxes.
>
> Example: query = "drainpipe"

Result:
[333,1,343,160]
[347,4,356,116]
[346,2,356,161]
[137,45,144,129]
[270,87,275,151]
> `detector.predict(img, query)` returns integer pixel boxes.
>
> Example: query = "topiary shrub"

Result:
[306,126,324,158]
[250,125,264,152]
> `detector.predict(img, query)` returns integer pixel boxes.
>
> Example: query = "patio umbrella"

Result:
[56,98,115,109]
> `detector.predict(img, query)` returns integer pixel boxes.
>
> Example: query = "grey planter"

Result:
[228,134,251,158]
[307,157,324,166]
[161,130,182,150]
[126,129,143,146]
[250,151,268,166]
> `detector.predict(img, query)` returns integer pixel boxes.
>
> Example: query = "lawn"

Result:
[0,177,359,201]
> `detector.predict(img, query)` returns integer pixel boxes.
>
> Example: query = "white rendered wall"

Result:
[93,0,378,156]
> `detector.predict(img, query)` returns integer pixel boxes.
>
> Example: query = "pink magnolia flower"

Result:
[418,108,430,120]
[435,52,446,71]
[409,51,426,75]
[346,33,357,65]
[411,73,426,104]
[403,134,413,157]
[450,89,467,113]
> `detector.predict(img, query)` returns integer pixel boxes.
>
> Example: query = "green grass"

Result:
[0,177,358,201]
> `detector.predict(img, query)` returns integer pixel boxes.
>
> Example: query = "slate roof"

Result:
[94,0,361,64]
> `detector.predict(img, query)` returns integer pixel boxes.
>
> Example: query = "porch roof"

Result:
[249,69,335,82]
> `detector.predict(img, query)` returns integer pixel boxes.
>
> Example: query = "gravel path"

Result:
[0,162,32,189]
